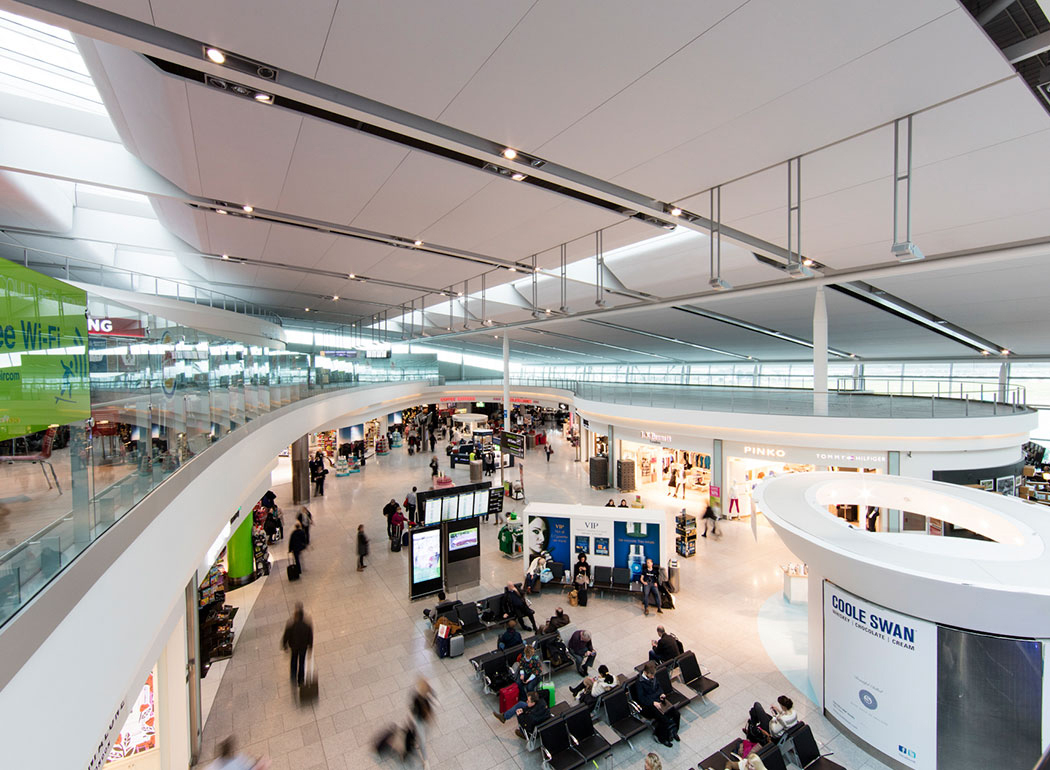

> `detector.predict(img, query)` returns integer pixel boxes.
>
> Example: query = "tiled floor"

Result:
[195,428,889,770]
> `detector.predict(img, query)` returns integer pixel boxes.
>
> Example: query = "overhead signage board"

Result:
[0,260,89,440]
[502,431,525,459]
[87,317,147,337]
[640,430,672,444]
[729,442,888,468]
[823,582,936,770]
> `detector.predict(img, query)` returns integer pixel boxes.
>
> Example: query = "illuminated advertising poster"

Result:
[412,528,442,583]
[0,261,89,440]
[823,582,936,770]
[527,514,570,564]
[571,518,614,567]
[105,672,156,763]
[613,521,660,578]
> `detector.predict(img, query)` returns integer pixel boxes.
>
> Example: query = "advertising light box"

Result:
[823,582,936,770]
[409,526,443,599]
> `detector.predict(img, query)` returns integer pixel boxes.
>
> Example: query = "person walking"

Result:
[666,466,678,497]
[296,507,312,546]
[309,452,328,496]
[429,431,436,454]
[288,522,307,575]
[356,524,369,571]
[281,603,313,688]
[702,503,720,537]
[429,455,439,477]
[409,677,435,770]
[544,443,553,463]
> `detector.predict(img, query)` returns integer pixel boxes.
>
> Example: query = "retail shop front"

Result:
[616,430,714,504]
[723,442,887,527]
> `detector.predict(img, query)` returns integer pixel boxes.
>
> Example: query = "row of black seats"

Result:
[541,562,639,594]
[433,594,510,637]
[701,722,844,770]
[470,631,563,693]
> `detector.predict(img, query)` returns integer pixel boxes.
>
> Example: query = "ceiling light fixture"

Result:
[1001,349,1010,355]
[348,273,355,279]
[332,295,339,300]
[511,172,527,182]
[669,207,682,217]
[242,205,253,213]
[220,253,229,260]
[304,307,310,312]
[502,148,517,160]
[413,240,423,247]
[254,92,273,104]
[216,208,228,215]
[802,258,814,267]
[508,267,517,272]
[205,47,226,64]
[981,350,990,355]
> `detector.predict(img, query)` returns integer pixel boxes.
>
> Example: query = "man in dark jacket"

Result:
[281,603,313,686]
[383,499,398,538]
[500,582,537,631]
[512,691,550,739]
[636,661,680,746]
[568,629,596,676]
[289,522,308,574]
[498,620,523,650]
[540,607,570,634]
[649,626,679,662]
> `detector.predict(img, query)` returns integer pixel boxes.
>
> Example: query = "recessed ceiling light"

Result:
[508,267,517,272]
[502,148,518,160]
[332,295,339,300]
[216,208,228,215]
[981,350,989,355]
[802,258,814,267]
[545,309,552,315]
[304,307,310,312]
[1001,349,1010,355]
[220,253,229,260]
[457,291,464,297]
[243,205,253,213]
[414,240,423,247]
[669,207,682,217]
[510,172,527,182]
[254,93,273,104]
[205,48,226,64]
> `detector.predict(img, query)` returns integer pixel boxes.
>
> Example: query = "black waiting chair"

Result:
[537,719,585,770]
[564,705,611,762]
[611,567,632,591]
[792,724,845,770]
[455,601,486,635]
[654,664,692,710]
[756,742,790,770]
[600,687,647,750]
[547,561,566,584]
[676,650,720,698]
[480,655,514,693]
[592,565,613,591]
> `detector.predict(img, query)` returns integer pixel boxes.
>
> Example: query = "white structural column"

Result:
[503,333,511,429]
[813,286,829,416]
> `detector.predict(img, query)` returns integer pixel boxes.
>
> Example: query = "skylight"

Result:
[0,10,106,114]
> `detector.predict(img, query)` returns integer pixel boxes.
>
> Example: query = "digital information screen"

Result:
[423,501,440,526]
[448,527,478,551]
[409,526,443,599]
[473,490,488,517]
[441,496,458,521]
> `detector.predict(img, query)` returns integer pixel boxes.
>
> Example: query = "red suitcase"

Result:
[499,684,519,714]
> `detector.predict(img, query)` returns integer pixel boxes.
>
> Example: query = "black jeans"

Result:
[314,477,324,496]
[290,647,307,685]
[292,549,303,573]
[357,552,366,568]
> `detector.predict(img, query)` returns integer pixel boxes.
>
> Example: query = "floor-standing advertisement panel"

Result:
[823,582,937,770]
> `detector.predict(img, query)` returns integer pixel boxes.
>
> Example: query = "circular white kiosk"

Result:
[755,472,1050,770]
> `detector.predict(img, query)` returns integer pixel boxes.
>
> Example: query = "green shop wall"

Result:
[0,260,90,440]
[225,513,256,584]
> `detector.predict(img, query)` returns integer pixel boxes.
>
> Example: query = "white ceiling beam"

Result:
[1002,30,1050,63]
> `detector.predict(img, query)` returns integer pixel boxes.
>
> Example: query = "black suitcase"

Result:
[287,562,300,581]
[390,536,402,553]
[401,531,410,547]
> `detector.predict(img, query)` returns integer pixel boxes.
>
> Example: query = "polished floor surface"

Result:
[195,429,888,770]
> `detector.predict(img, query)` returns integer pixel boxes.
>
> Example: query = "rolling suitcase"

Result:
[449,634,465,658]
[287,562,300,581]
[401,531,410,547]
[299,651,318,703]
[537,681,555,707]
[499,683,519,713]
[390,535,402,553]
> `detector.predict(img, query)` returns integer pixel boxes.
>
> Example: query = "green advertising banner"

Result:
[0,259,90,441]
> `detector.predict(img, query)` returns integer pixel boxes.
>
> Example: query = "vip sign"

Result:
[743,445,786,458]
